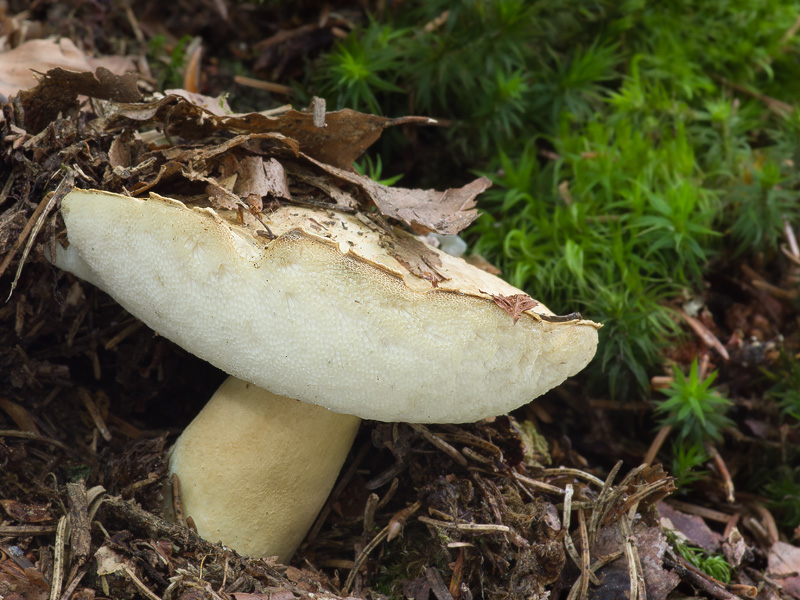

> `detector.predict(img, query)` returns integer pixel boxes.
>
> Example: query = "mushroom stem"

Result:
[165,376,361,562]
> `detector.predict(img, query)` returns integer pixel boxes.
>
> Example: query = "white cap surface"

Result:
[54,189,601,422]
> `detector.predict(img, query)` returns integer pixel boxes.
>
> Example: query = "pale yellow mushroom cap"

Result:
[54,189,601,423]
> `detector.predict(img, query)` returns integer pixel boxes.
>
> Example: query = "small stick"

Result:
[644,424,672,466]
[409,423,468,467]
[706,443,735,503]
[79,389,112,442]
[417,516,510,533]
[514,472,567,496]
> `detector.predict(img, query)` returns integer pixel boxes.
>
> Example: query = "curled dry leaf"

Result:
[102,93,433,170]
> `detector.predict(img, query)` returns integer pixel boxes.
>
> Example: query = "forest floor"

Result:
[1,2,800,600]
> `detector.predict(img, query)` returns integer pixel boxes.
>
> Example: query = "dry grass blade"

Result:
[342,526,389,595]
[592,463,648,537]
[619,514,646,600]
[49,516,68,600]
[588,460,623,544]
[562,485,582,573]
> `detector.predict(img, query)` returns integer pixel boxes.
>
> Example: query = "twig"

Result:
[103,321,143,350]
[666,499,733,523]
[588,461,623,544]
[681,312,730,360]
[562,485,583,575]
[716,75,793,115]
[783,218,800,258]
[644,424,672,466]
[342,526,389,595]
[122,564,163,600]
[0,524,57,535]
[747,502,779,545]
[363,493,379,533]
[306,441,371,543]
[79,388,112,442]
[664,554,741,600]
[543,467,605,488]
[417,516,511,533]
[706,443,735,503]
[0,429,71,452]
[780,13,800,46]
[234,75,293,96]
[0,172,14,208]
[426,566,456,600]
[514,472,567,496]
[409,423,468,467]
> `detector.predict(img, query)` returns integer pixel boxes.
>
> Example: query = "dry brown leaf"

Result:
[234,157,291,201]
[301,153,489,234]
[658,502,723,552]
[488,293,539,325]
[284,161,356,209]
[0,499,53,523]
[164,88,232,116]
[105,93,431,169]
[0,559,50,600]
[16,66,140,133]
[0,38,91,98]
[768,541,800,600]
[592,522,680,600]
[381,231,448,286]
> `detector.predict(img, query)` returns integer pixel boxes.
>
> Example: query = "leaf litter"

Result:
[0,17,796,600]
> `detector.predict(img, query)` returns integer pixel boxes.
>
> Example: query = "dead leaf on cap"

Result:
[234,157,291,202]
[382,231,448,287]
[284,161,356,210]
[488,293,539,324]
[302,153,489,235]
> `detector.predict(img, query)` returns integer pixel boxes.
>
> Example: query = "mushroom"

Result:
[51,188,601,562]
